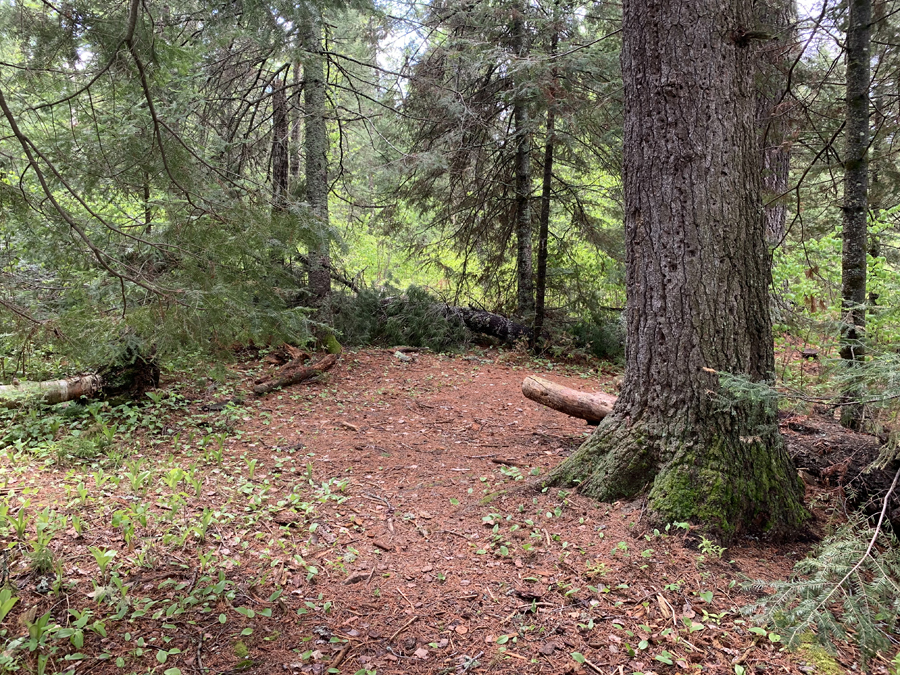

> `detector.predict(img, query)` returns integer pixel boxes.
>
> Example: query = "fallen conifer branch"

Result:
[252,353,338,395]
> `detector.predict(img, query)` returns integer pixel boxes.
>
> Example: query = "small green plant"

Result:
[193,508,217,542]
[698,536,726,558]
[0,589,18,622]
[164,467,184,490]
[10,501,31,539]
[584,560,608,578]
[27,534,56,575]
[89,546,117,580]
[655,650,675,665]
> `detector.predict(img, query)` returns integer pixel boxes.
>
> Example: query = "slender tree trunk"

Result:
[755,0,795,245]
[840,0,871,429]
[272,77,289,211]
[291,61,302,183]
[143,171,152,233]
[512,6,534,323]
[303,20,331,307]
[270,74,289,266]
[868,69,884,308]
[534,19,559,347]
[545,0,807,539]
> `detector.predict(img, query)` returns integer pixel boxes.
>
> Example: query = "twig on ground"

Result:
[732,639,759,665]
[397,588,416,611]
[388,615,418,641]
[330,643,351,669]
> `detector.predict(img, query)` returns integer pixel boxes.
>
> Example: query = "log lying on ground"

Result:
[377,297,533,345]
[448,307,533,344]
[0,374,104,409]
[522,375,617,423]
[253,353,339,395]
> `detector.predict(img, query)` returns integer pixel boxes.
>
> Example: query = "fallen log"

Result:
[522,375,617,423]
[0,374,103,409]
[377,297,533,345]
[448,307,533,344]
[253,353,339,395]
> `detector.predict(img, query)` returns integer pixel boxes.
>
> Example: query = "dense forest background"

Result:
[0,0,898,389]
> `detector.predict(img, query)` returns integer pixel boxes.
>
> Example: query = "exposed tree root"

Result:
[545,414,809,541]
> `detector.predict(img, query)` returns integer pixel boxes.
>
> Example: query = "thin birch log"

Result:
[0,374,103,408]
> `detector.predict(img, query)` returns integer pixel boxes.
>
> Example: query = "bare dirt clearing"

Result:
[0,349,868,674]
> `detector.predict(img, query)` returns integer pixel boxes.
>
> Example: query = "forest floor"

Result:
[0,347,886,675]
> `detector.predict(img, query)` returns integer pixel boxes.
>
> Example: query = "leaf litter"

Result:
[0,347,861,674]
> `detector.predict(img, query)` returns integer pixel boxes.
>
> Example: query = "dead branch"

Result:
[253,353,339,395]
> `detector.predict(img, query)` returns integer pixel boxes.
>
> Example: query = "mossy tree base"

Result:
[545,414,808,540]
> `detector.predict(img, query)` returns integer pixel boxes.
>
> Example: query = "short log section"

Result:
[0,374,104,408]
[522,375,617,423]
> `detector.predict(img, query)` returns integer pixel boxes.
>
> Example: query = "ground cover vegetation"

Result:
[1,0,900,672]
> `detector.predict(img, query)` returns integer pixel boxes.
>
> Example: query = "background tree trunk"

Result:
[755,0,795,245]
[272,76,289,212]
[512,5,535,323]
[545,0,807,539]
[534,15,559,347]
[840,0,871,429]
[291,61,302,183]
[303,20,332,307]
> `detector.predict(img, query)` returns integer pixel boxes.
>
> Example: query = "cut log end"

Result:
[522,375,616,423]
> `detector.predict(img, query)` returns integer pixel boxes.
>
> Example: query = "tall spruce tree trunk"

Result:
[291,61,302,183]
[512,7,535,323]
[533,18,559,347]
[533,105,554,346]
[545,0,807,539]
[303,20,331,307]
[839,0,871,429]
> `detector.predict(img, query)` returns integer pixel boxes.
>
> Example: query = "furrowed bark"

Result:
[272,78,289,211]
[755,0,795,245]
[303,19,332,308]
[534,18,558,347]
[544,0,807,540]
[512,4,535,323]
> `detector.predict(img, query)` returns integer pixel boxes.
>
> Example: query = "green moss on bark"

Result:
[545,415,808,541]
